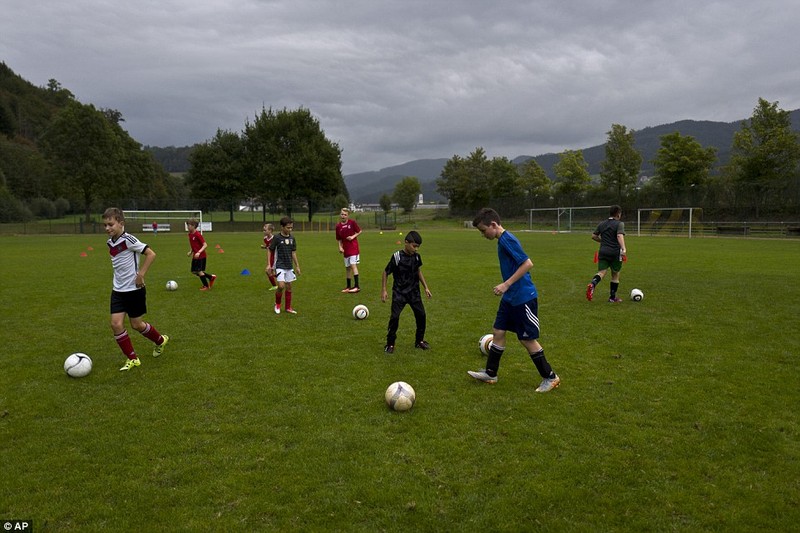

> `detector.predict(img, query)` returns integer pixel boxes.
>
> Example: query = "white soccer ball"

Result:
[64,352,92,378]
[166,280,178,291]
[479,334,494,356]
[353,304,369,320]
[385,381,416,412]
[630,288,644,302]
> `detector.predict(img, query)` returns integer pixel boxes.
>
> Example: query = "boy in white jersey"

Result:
[103,208,169,371]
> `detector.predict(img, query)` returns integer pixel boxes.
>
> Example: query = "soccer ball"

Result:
[166,280,178,291]
[630,288,644,302]
[353,304,369,320]
[385,381,416,412]
[479,334,494,356]
[64,352,92,378]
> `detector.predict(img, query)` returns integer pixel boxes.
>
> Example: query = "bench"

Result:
[142,223,171,232]
[716,226,748,236]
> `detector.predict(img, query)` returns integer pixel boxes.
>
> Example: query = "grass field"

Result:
[2,227,799,531]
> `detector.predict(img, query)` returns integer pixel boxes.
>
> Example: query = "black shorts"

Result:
[191,257,207,273]
[110,288,147,318]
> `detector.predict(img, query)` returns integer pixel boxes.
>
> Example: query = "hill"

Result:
[345,110,800,204]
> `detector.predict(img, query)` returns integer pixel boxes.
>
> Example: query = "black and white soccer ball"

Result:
[64,352,92,378]
[385,381,416,412]
[630,288,644,302]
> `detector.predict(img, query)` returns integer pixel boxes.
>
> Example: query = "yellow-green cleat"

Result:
[153,334,170,357]
[119,357,141,371]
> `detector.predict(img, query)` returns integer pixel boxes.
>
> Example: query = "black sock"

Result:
[353,274,359,288]
[201,275,209,287]
[346,278,351,289]
[486,343,505,377]
[610,281,619,298]
[592,275,602,286]
[530,349,554,379]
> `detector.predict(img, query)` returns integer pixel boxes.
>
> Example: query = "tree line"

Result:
[436,98,800,219]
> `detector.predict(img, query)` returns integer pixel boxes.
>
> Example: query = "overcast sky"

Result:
[3,1,799,175]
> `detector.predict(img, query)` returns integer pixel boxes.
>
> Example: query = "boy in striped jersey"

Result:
[103,208,169,371]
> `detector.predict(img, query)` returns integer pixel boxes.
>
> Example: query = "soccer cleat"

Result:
[286,308,297,314]
[415,340,431,350]
[200,286,210,291]
[274,305,281,314]
[341,288,351,293]
[608,297,623,303]
[586,283,594,301]
[209,274,217,288]
[119,358,141,371]
[535,374,561,393]
[153,334,169,357]
[348,287,361,293]
[269,285,278,291]
[467,369,497,384]
[384,345,395,354]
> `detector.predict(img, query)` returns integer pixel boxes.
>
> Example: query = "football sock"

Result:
[285,290,292,309]
[115,330,136,359]
[610,281,619,298]
[276,292,282,306]
[591,275,602,286]
[353,274,359,288]
[486,343,505,377]
[530,349,554,379]
[201,275,209,287]
[346,278,351,289]
[140,322,163,344]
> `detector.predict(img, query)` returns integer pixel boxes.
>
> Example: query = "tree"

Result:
[379,193,393,212]
[553,150,590,206]
[600,124,642,203]
[393,176,422,213]
[730,98,800,217]
[187,129,246,221]
[517,158,551,208]
[244,107,345,221]
[40,101,122,221]
[652,131,716,206]
[436,147,493,214]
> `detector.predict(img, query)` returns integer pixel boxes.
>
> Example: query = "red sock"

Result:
[285,290,292,309]
[276,292,282,306]
[141,322,163,345]
[115,330,137,359]
[268,274,277,286]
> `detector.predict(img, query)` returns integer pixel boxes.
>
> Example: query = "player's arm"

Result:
[617,233,627,256]
[136,247,156,288]
[292,251,300,275]
[418,270,431,298]
[381,270,389,302]
[494,258,533,295]
[591,232,601,243]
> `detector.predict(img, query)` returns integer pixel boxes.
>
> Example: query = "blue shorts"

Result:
[494,297,540,341]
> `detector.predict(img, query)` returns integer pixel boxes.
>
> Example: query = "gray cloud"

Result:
[3,0,798,174]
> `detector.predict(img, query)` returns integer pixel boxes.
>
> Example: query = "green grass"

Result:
[2,229,799,531]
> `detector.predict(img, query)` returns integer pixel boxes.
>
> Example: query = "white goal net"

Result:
[123,210,206,233]
[526,206,612,233]
[636,207,701,238]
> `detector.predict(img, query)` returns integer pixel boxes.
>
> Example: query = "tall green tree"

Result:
[187,129,246,221]
[393,176,422,213]
[553,150,590,206]
[40,101,121,221]
[652,132,716,206]
[600,124,642,203]
[730,98,800,217]
[517,158,551,208]
[436,147,493,214]
[244,107,345,221]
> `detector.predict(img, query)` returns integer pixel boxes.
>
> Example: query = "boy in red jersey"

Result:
[261,223,278,290]
[335,207,362,293]
[187,219,217,291]
[103,208,169,371]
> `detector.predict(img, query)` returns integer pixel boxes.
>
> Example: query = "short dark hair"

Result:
[279,216,293,227]
[103,207,125,222]
[472,207,501,228]
[405,230,422,245]
[610,205,622,217]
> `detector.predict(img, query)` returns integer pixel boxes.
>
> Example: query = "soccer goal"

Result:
[636,207,702,238]
[526,206,612,233]
[123,210,206,233]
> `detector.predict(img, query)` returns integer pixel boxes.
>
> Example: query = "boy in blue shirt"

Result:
[468,208,560,392]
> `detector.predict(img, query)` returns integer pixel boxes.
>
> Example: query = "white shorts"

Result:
[343,254,360,268]
[276,268,297,283]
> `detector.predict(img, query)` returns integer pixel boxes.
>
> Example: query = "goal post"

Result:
[123,210,206,233]
[526,206,612,233]
[636,207,702,238]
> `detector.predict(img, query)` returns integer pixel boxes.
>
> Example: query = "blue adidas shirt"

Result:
[497,230,537,305]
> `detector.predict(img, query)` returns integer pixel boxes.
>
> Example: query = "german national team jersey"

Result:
[269,233,297,270]
[497,230,537,306]
[188,231,207,258]
[335,219,361,257]
[384,250,423,298]
[107,232,149,292]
